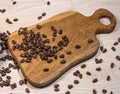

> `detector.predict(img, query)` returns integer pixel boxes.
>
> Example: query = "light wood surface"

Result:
[0,0,120,94]
[7,9,116,87]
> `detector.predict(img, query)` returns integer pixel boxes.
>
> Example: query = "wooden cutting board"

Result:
[7,8,116,87]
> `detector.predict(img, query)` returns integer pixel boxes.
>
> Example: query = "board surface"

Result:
[7,9,116,87]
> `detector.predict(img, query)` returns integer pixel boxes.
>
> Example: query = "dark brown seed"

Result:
[54,55,58,60]
[57,40,63,46]
[10,83,17,89]
[54,84,59,88]
[118,37,120,42]
[102,89,107,93]
[102,48,107,53]
[62,35,67,40]
[111,46,116,52]
[106,75,111,81]
[43,68,49,72]
[26,58,31,63]
[52,37,55,42]
[13,18,18,22]
[92,78,98,83]
[0,50,3,54]
[0,83,3,87]
[75,44,81,49]
[6,30,11,35]
[81,64,86,68]
[1,57,6,61]
[42,12,46,16]
[47,59,53,63]
[113,42,118,46]
[53,46,58,49]
[58,29,63,35]
[100,46,103,51]
[1,73,6,76]
[79,73,83,79]
[19,80,24,85]
[25,88,30,93]
[6,18,12,24]
[45,39,50,43]
[73,72,78,76]
[1,9,6,13]
[51,26,57,31]
[59,46,63,51]
[47,1,51,5]
[18,29,23,35]
[12,40,16,44]
[52,33,57,37]
[36,24,42,29]
[99,58,103,63]
[12,1,17,5]
[42,34,47,38]
[6,70,11,73]
[66,51,72,55]
[96,67,101,71]
[110,62,114,68]
[74,80,79,84]
[0,77,2,82]
[54,88,59,92]
[116,55,120,61]
[88,39,93,43]
[8,63,13,68]
[37,16,42,20]
[59,54,65,58]
[23,79,27,84]
[110,91,113,94]
[6,76,11,80]
[76,70,80,75]
[20,53,26,58]
[86,71,91,76]
[13,65,18,69]
[60,59,66,64]
[32,54,37,59]
[95,58,102,64]
[65,91,70,94]
[68,84,73,89]
[4,80,10,86]
[93,89,97,94]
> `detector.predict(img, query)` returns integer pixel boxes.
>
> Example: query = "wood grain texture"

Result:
[0,0,120,94]
[7,9,116,87]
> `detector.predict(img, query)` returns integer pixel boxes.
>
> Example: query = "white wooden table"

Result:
[0,0,120,94]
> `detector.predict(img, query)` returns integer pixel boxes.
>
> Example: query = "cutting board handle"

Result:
[92,8,116,34]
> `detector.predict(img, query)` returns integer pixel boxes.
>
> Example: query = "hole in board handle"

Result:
[100,17,111,25]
